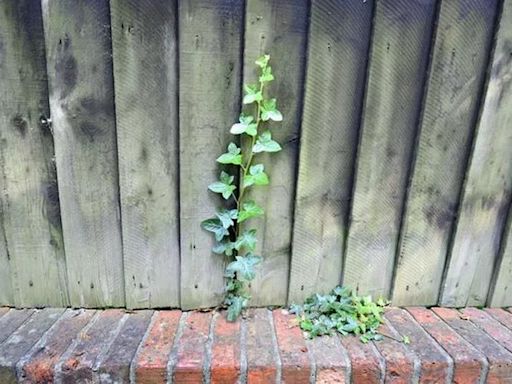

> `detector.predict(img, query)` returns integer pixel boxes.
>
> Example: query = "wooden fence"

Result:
[0,0,511,310]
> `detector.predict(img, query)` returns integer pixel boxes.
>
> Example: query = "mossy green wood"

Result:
[243,0,308,306]
[393,0,500,306]
[441,0,512,307]
[179,0,243,309]
[110,0,180,309]
[0,1,69,306]
[343,0,437,298]
[42,0,125,307]
[288,0,373,304]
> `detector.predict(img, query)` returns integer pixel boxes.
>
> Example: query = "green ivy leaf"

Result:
[255,54,270,68]
[252,131,282,153]
[208,171,236,199]
[238,200,264,223]
[243,84,263,105]
[230,114,258,136]
[217,143,242,165]
[235,229,257,251]
[215,208,238,229]
[201,218,229,241]
[212,240,235,256]
[244,164,269,187]
[226,295,247,322]
[226,253,262,281]
[260,99,283,121]
[259,66,274,83]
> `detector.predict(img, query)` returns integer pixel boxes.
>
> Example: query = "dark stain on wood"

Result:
[11,114,27,136]
[42,180,62,229]
[78,121,103,142]
[55,35,77,99]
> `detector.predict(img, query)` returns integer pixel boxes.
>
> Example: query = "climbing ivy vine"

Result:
[201,55,282,321]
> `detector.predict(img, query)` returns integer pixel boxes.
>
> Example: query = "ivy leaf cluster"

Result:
[290,286,390,343]
[201,55,283,321]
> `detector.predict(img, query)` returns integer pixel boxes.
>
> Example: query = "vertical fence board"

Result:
[42,0,124,307]
[0,215,12,305]
[442,0,512,307]
[243,0,308,306]
[0,0,68,306]
[179,0,243,309]
[288,0,373,304]
[110,0,180,309]
[343,0,437,298]
[491,206,512,307]
[393,0,499,306]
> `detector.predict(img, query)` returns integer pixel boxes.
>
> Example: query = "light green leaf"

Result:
[260,99,283,121]
[209,171,236,200]
[253,131,282,153]
[255,54,270,68]
[217,143,242,165]
[230,115,258,136]
[243,84,263,105]
[244,164,269,187]
[226,295,247,321]
[215,208,238,229]
[238,200,264,222]
[235,229,257,251]
[259,66,274,83]
[226,254,262,281]
[212,240,235,256]
[201,218,229,241]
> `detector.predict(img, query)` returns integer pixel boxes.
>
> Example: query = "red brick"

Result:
[211,312,241,383]
[433,307,512,383]
[462,308,512,352]
[59,309,125,384]
[273,310,311,384]
[0,309,33,344]
[172,311,211,383]
[97,310,153,383]
[385,308,452,383]
[134,310,181,384]
[307,334,350,383]
[374,319,418,383]
[20,309,95,383]
[408,307,485,384]
[486,308,512,330]
[341,334,383,384]
[246,309,278,384]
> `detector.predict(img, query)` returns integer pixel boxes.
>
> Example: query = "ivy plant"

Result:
[201,54,283,321]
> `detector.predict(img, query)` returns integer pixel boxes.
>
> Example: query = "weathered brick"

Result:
[97,310,153,383]
[211,312,241,384]
[273,310,311,384]
[246,309,278,384]
[462,308,512,352]
[307,333,350,383]
[408,307,485,384]
[341,334,383,384]
[171,311,211,383]
[0,309,64,384]
[59,309,125,384]
[433,307,512,383]
[385,308,453,383]
[374,319,418,383]
[19,309,95,384]
[486,308,512,330]
[134,310,181,384]
[0,309,33,344]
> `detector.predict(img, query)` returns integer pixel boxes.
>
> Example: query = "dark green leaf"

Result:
[227,295,247,321]
[215,208,238,229]
[209,171,236,200]
[212,240,235,256]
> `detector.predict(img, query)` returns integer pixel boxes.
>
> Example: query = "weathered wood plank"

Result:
[0,215,12,306]
[110,0,180,309]
[393,0,500,305]
[442,0,512,307]
[0,0,68,307]
[243,0,308,306]
[343,0,438,298]
[288,0,373,304]
[179,0,243,309]
[42,0,124,307]
[491,205,512,307]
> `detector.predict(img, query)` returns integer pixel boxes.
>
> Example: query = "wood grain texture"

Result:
[393,0,500,306]
[0,0,68,306]
[491,205,512,307]
[343,0,437,298]
[42,0,124,307]
[243,0,308,306]
[442,0,512,307]
[179,0,243,309]
[0,223,11,305]
[110,0,180,309]
[288,0,373,304]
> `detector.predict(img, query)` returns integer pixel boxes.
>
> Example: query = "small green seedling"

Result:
[201,55,283,321]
